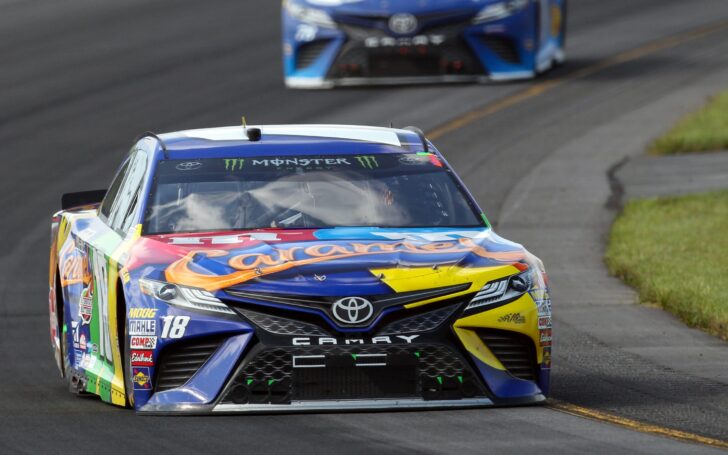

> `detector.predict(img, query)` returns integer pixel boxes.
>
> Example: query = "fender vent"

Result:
[480,37,520,64]
[478,330,537,381]
[155,337,224,392]
[296,40,330,70]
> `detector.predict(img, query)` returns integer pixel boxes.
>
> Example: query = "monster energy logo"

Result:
[356,156,379,169]
[224,158,245,171]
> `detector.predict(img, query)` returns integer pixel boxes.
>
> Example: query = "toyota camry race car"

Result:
[49,124,552,414]
[282,0,567,88]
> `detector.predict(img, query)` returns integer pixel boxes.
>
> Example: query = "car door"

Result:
[74,146,148,402]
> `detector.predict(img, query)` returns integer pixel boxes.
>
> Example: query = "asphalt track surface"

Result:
[1,0,728,453]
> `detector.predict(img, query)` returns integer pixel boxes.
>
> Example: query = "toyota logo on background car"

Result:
[388,13,418,35]
[332,297,374,324]
[176,161,203,171]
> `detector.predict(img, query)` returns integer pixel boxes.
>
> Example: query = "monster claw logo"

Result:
[224,158,245,171]
[356,156,379,169]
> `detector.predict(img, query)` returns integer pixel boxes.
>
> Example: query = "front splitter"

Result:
[138,395,546,415]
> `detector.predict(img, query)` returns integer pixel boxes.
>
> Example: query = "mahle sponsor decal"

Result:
[129,319,156,336]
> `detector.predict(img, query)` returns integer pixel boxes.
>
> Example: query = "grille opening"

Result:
[155,336,225,392]
[296,40,330,70]
[478,329,537,382]
[221,343,487,404]
[480,36,521,64]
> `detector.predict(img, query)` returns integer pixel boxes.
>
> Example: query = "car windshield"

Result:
[143,154,483,234]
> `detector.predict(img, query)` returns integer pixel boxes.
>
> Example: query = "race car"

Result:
[282,0,567,88]
[49,124,552,413]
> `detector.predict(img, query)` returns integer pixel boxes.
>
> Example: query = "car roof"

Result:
[156,125,430,159]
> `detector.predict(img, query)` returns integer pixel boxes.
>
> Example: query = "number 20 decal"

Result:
[160,316,190,339]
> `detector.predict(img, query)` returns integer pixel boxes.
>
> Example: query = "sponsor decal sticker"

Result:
[498,312,526,324]
[120,268,131,284]
[249,157,352,168]
[166,237,525,291]
[130,350,154,366]
[224,158,245,171]
[79,333,87,351]
[543,347,552,368]
[129,308,157,319]
[129,319,156,336]
[355,155,379,169]
[538,316,552,329]
[540,328,553,346]
[132,367,152,390]
[130,336,157,350]
[78,291,93,325]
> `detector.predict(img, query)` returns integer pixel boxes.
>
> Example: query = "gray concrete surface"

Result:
[617,151,728,199]
[2,0,728,453]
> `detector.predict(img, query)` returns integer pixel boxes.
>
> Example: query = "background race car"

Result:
[282,0,567,88]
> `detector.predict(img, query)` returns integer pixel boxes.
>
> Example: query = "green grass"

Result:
[650,90,728,155]
[605,191,728,341]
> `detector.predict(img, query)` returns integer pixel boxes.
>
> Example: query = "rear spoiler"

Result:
[61,189,107,210]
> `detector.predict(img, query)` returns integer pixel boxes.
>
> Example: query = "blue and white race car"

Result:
[282,0,567,88]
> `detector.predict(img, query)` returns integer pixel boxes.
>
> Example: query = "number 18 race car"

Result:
[49,124,552,414]
[282,0,567,88]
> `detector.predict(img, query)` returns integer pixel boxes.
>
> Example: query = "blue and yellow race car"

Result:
[282,0,567,88]
[49,125,552,413]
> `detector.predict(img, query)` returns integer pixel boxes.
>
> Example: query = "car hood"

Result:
[302,0,484,16]
[127,228,527,296]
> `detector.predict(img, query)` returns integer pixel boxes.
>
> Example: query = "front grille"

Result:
[478,330,537,381]
[296,40,330,70]
[480,36,520,64]
[237,308,328,336]
[155,336,224,391]
[224,283,470,330]
[377,302,460,335]
[221,343,485,404]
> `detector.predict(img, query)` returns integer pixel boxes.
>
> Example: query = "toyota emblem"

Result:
[332,297,374,325]
[176,161,203,171]
[388,13,418,35]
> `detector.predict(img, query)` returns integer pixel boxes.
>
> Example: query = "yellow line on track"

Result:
[549,400,728,450]
[427,19,728,140]
[425,18,728,449]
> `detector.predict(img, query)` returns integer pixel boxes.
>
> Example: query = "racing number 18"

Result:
[160,315,190,339]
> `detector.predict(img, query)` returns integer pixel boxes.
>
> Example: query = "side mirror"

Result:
[61,189,107,210]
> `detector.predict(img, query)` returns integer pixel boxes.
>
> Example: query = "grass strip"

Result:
[606,190,728,340]
[650,90,728,155]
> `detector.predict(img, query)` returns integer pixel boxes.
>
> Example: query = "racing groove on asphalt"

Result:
[1,0,728,453]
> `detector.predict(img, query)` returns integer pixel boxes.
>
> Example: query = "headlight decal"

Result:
[139,278,235,315]
[473,0,530,24]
